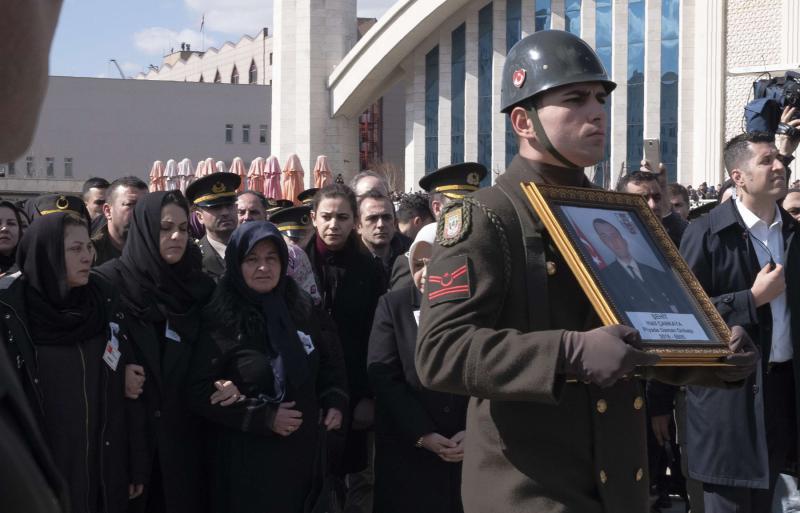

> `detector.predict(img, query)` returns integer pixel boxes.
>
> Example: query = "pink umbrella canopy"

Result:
[216,160,226,174]
[265,155,282,199]
[247,157,266,193]
[199,158,216,177]
[229,157,247,192]
[148,160,166,192]
[281,154,305,205]
[313,155,333,188]
[164,159,179,191]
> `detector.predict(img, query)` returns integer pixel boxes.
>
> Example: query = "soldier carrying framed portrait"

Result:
[523,182,732,365]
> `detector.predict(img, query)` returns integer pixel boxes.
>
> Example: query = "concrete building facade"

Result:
[1,76,270,198]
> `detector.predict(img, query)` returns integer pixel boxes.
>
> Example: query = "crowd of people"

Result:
[1,3,798,513]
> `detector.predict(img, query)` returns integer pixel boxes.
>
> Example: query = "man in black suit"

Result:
[593,218,691,315]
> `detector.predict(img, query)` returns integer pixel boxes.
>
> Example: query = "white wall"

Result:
[4,77,270,190]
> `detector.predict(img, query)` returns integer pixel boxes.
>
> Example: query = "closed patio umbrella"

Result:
[164,159,179,191]
[313,155,333,188]
[281,154,305,205]
[229,157,247,192]
[247,157,266,193]
[148,160,166,192]
[265,155,282,199]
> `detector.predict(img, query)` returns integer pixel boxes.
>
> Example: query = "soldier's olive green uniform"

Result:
[416,156,724,513]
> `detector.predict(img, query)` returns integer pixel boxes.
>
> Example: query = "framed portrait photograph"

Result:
[522,182,731,365]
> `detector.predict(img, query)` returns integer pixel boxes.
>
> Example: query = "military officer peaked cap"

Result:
[266,198,294,217]
[269,205,313,236]
[297,188,319,206]
[500,30,616,114]
[185,173,241,208]
[32,194,90,223]
[418,162,488,199]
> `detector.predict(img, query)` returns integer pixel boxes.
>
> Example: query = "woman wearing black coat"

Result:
[188,221,348,513]
[368,223,467,513]
[0,211,146,513]
[305,184,385,476]
[94,191,217,513]
[0,200,26,284]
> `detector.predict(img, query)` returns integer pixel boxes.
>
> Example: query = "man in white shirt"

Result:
[680,131,798,513]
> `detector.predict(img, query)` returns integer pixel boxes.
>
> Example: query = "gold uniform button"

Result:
[633,396,644,410]
[599,470,608,484]
[546,261,557,276]
[596,399,608,413]
[635,468,644,482]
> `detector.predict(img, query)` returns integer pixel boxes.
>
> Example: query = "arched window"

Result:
[199,74,204,83]
[214,70,221,83]
[231,66,239,84]
[249,59,257,84]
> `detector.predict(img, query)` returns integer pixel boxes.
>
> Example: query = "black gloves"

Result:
[561,325,661,388]
[715,325,759,383]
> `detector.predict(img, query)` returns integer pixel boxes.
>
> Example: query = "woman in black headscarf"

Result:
[0,212,145,513]
[0,200,26,283]
[94,191,219,513]
[189,221,348,513]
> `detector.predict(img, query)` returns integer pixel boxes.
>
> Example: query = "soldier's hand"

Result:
[125,364,145,399]
[561,325,661,387]
[715,325,759,383]
[421,433,462,462]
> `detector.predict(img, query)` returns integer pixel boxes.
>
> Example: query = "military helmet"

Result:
[500,30,616,113]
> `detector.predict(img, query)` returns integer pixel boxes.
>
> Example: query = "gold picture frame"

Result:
[522,181,731,366]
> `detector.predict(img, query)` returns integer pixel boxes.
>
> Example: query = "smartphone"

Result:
[643,139,661,170]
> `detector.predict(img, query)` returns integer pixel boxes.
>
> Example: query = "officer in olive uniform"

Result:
[185,173,241,282]
[29,194,90,224]
[390,163,487,290]
[269,205,315,249]
[265,198,294,219]
[297,188,319,206]
[415,30,758,513]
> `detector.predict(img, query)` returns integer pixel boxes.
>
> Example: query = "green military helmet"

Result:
[500,30,616,114]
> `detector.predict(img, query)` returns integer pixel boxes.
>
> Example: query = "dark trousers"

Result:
[703,363,796,513]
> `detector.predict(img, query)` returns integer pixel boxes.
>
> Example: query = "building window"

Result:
[535,0,551,31]
[25,156,34,177]
[7,162,15,176]
[260,124,268,144]
[594,0,613,187]
[242,124,250,143]
[64,158,73,178]
[46,157,54,177]
[269,53,273,65]
[214,70,221,83]
[249,60,258,84]
[565,0,581,35]
[359,101,383,170]
[225,124,233,143]
[505,0,522,165]
[478,3,492,186]
[424,46,439,173]
[660,0,679,181]
[231,66,239,84]
[451,24,466,164]
[626,0,645,170]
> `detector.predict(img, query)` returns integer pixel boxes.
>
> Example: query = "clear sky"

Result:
[50,0,394,79]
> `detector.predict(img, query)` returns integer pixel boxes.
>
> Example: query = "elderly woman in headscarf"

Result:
[0,211,146,513]
[188,221,348,513]
[94,190,231,513]
[0,200,26,284]
[367,223,468,513]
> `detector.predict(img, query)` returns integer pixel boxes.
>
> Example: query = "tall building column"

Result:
[643,0,661,141]
[271,0,359,186]
[492,0,508,179]
[551,0,566,30]
[521,0,535,36]
[688,0,725,187]
[438,32,453,167]
[464,8,480,163]
[582,0,597,46]
[610,0,628,187]
[404,53,426,191]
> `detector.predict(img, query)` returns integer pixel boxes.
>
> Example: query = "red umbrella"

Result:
[247,157,266,193]
[265,155,282,199]
[148,160,166,192]
[229,157,247,192]
[313,155,333,188]
[282,154,305,205]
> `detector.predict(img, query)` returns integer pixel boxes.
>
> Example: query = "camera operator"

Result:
[774,106,800,175]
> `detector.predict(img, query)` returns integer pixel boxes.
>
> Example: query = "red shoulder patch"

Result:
[427,255,472,305]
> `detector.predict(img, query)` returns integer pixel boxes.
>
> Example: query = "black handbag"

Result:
[304,426,346,513]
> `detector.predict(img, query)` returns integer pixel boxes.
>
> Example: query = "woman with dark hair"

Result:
[0,212,146,513]
[306,184,385,482]
[189,221,348,512]
[0,200,26,281]
[94,191,221,513]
